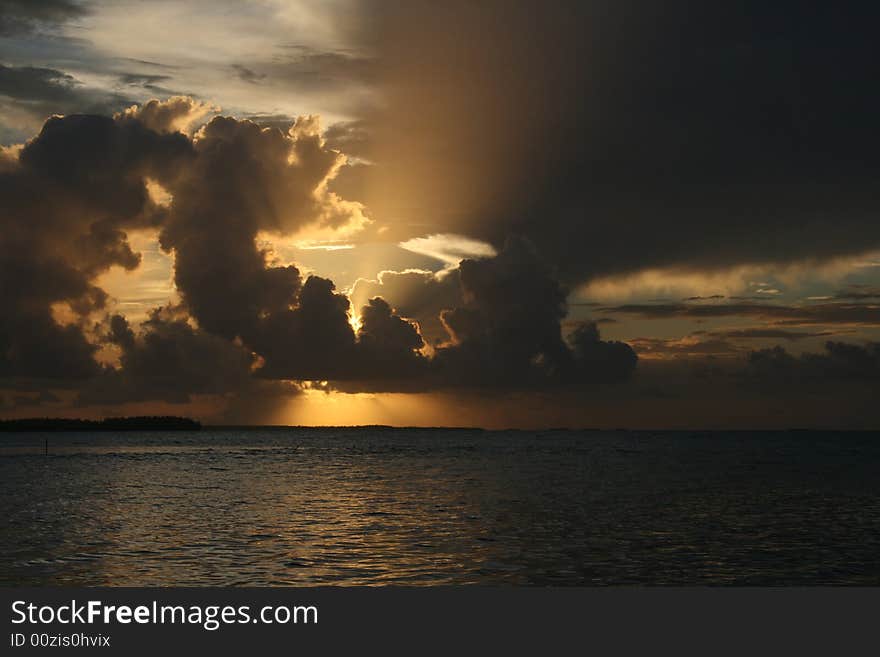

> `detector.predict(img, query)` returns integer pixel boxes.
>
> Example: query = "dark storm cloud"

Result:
[250,275,431,384]
[155,112,364,344]
[249,275,356,380]
[126,106,433,386]
[5,91,876,415]
[428,239,638,388]
[365,1,880,282]
[80,309,254,404]
[0,0,86,36]
[0,109,192,380]
[273,238,641,391]
[1,98,372,404]
[1,100,434,399]
[434,238,571,383]
[565,322,638,384]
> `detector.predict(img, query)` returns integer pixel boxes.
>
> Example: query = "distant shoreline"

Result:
[0,417,201,432]
[1,419,877,433]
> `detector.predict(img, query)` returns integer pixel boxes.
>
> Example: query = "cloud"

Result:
[430,238,638,388]
[117,95,216,134]
[248,275,356,380]
[349,268,461,345]
[628,336,743,360]
[261,46,375,91]
[0,100,428,401]
[251,275,428,383]
[601,301,880,327]
[0,0,86,36]
[157,112,368,344]
[255,237,639,391]
[114,72,178,97]
[0,63,133,124]
[703,328,839,341]
[565,322,638,383]
[0,64,138,143]
[399,233,497,268]
[747,342,880,383]
[833,285,880,301]
[0,64,80,103]
[117,73,173,88]
[230,64,266,85]
[79,309,254,404]
[355,296,425,377]
[364,2,880,284]
[0,108,193,381]
[8,87,875,420]
[323,119,372,160]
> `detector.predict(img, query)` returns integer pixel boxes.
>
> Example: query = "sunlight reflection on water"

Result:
[2,429,879,585]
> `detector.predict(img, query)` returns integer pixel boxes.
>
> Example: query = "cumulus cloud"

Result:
[15,89,874,415]
[355,297,425,377]
[117,96,216,134]
[349,268,461,345]
[253,236,639,391]
[0,99,374,395]
[430,238,638,388]
[0,109,192,380]
[80,309,254,404]
[4,3,879,425]
[0,99,447,402]
[157,111,368,346]
[249,275,357,380]
[250,275,429,384]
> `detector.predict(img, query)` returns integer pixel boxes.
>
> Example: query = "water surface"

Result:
[2,428,879,585]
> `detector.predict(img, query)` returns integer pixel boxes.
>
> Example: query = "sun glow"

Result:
[282,389,448,427]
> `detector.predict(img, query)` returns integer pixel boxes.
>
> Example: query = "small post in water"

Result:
[44,437,48,456]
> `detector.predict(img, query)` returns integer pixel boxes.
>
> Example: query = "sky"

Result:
[1,0,879,428]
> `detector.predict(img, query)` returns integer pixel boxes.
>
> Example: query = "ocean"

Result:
[2,428,879,585]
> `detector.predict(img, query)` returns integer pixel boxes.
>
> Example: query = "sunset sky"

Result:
[1,1,878,427]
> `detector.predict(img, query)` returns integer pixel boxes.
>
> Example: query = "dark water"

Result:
[1,428,879,586]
